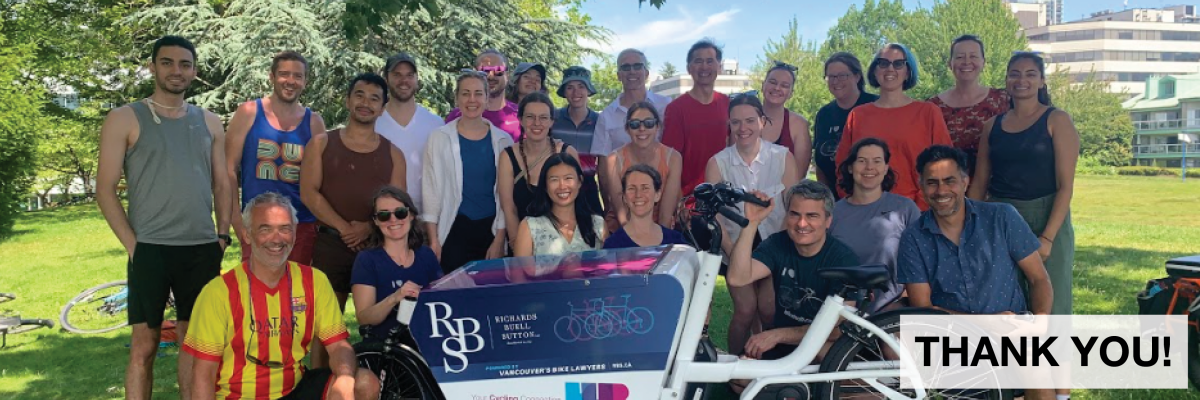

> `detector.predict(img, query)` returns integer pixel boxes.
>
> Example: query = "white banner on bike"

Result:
[897,315,1188,390]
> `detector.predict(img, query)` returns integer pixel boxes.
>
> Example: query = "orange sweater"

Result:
[835,101,951,210]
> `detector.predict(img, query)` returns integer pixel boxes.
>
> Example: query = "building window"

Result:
[1118,31,1133,39]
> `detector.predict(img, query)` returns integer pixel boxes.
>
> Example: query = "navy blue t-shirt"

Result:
[603,225,689,249]
[351,246,443,339]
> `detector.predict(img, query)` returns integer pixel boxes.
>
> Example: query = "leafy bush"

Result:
[1076,156,1116,176]
[1115,166,1200,178]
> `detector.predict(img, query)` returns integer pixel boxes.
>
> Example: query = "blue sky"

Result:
[578,0,1159,73]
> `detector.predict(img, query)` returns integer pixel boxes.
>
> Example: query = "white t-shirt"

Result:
[376,104,443,210]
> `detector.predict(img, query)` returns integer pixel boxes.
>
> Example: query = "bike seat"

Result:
[817,264,891,291]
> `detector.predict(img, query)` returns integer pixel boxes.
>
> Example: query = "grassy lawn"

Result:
[0,174,1197,399]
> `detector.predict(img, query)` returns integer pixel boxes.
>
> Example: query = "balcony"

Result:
[1133,119,1200,132]
[1132,143,1200,158]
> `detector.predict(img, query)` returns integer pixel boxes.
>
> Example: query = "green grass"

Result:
[0,175,1197,399]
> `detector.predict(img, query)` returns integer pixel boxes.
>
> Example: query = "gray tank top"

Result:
[125,101,217,245]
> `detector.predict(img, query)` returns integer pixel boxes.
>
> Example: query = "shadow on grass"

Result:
[0,332,172,400]
[1073,245,1193,315]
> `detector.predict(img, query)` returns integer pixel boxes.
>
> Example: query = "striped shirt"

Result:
[183,262,349,399]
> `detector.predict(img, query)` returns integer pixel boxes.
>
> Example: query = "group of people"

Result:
[95,31,1078,400]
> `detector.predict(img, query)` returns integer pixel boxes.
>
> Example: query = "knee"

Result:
[355,369,380,400]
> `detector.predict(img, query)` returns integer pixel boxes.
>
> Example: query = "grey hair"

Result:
[241,192,299,228]
[783,180,835,217]
[616,48,648,65]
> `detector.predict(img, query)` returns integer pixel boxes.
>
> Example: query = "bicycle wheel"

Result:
[0,293,14,304]
[554,316,584,342]
[1189,326,1200,390]
[60,280,129,334]
[815,310,1011,400]
[355,342,440,400]
[626,307,655,335]
[7,319,54,335]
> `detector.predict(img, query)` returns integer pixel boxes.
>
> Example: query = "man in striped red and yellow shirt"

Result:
[184,192,378,399]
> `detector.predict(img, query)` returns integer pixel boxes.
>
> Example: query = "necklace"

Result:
[143,98,187,125]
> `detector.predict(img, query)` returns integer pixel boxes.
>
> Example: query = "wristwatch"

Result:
[217,233,232,244]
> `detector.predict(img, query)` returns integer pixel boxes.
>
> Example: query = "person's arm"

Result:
[421,133,444,259]
[789,111,813,178]
[704,156,733,255]
[205,111,232,248]
[488,136,512,259]
[833,110,858,198]
[1039,110,1080,259]
[389,145,407,191]
[1016,252,1054,315]
[191,358,220,400]
[182,283,227,400]
[726,191,775,288]
[565,144,580,162]
[497,149,521,246]
[324,339,358,400]
[657,149,682,228]
[660,102,684,154]
[743,325,810,359]
[512,219,534,257]
[601,152,624,224]
[96,107,138,257]
[224,102,255,246]
[968,117,995,200]
[591,114,611,156]
[300,134,348,233]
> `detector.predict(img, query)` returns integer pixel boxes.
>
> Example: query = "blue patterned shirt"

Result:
[897,199,1040,314]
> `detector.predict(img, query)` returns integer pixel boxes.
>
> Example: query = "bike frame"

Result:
[658,251,928,400]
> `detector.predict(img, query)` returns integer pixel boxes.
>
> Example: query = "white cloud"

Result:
[580,7,741,55]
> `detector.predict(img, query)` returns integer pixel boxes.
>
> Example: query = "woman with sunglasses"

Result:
[599,101,682,235]
[835,43,951,211]
[513,153,605,256]
[830,138,919,312]
[350,186,441,342]
[813,53,877,195]
[928,35,1010,177]
[603,164,688,249]
[760,62,812,177]
[423,70,514,274]
[499,92,580,252]
[706,92,801,357]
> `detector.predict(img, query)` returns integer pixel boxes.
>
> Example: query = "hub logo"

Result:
[565,382,629,400]
[427,302,485,373]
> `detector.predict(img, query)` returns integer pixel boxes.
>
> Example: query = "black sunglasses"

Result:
[627,118,658,130]
[772,60,798,72]
[618,63,646,72]
[875,58,908,70]
[375,207,410,222]
[246,353,286,369]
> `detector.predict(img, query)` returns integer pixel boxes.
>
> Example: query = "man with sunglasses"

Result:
[444,49,521,140]
[591,48,672,157]
[185,192,379,400]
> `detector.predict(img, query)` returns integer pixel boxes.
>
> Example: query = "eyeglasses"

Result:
[772,60,798,73]
[825,73,854,82]
[374,206,410,222]
[477,65,507,76]
[618,63,646,72]
[522,114,552,125]
[245,269,292,370]
[626,118,658,130]
[875,58,908,70]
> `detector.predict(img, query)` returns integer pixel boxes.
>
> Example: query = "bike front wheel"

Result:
[60,280,129,334]
[355,341,441,400]
[815,310,1012,400]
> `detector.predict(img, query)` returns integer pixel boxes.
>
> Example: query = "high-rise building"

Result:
[1022,5,1200,96]
[1006,0,1062,30]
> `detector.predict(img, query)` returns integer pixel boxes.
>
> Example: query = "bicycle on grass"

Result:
[59,280,175,334]
[354,181,1011,399]
[0,292,55,348]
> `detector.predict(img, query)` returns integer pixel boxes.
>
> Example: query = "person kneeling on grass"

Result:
[724,180,860,394]
[184,192,379,400]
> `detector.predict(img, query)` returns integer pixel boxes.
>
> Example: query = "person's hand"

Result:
[1037,237,1053,261]
[742,329,783,360]
[743,191,774,225]
[341,220,372,248]
[486,240,505,260]
[397,281,421,299]
[125,242,136,261]
[325,374,355,400]
[431,242,442,261]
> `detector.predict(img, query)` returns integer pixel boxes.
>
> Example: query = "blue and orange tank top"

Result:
[240,99,315,222]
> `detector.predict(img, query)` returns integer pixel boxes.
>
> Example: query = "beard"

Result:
[251,242,293,269]
[157,77,190,95]
[390,88,415,103]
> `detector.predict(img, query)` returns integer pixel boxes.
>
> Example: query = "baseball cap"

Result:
[557,66,597,98]
[384,52,418,74]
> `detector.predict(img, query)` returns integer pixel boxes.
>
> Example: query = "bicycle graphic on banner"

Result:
[553,294,654,342]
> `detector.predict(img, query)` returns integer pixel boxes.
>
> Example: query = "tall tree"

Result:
[900,0,1029,100]
[588,57,622,111]
[1049,71,1134,166]
[820,0,908,64]
[0,29,43,235]
[659,61,678,78]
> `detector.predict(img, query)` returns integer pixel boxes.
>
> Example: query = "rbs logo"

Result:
[565,382,629,400]
[427,302,485,373]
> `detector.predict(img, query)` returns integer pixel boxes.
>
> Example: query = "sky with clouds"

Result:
[577,0,1152,74]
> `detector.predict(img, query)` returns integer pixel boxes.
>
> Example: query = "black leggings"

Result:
[440,214,496,274]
